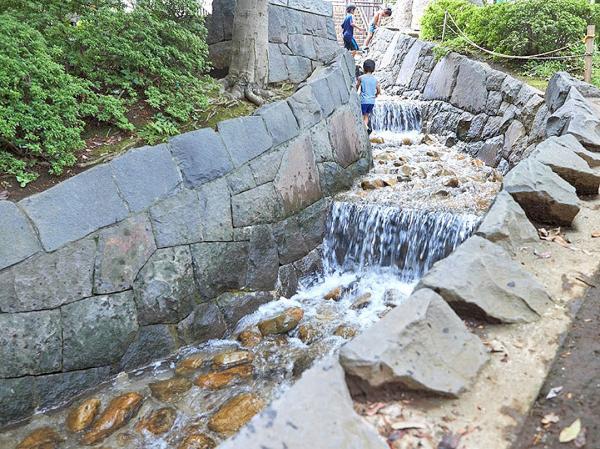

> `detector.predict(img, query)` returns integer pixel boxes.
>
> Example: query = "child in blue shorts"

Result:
[341,5,363,54]
[356,59,380,134]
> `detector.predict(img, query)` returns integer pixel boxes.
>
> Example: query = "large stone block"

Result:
[246,225,279,290]
[218,116,273,167]
[268,4,288,43]
[287,0,333,16]
[119,324,178,371]
[0,309,62,377]
[35,366,111,410]
[329,108,365,168]
[216,291,275,329]
[395,39,420,87]
[134,246,199,325]
[551,134,600,168]
[149,189,203,247]
[503,158,580,226]
[307,76,335,117]
[284,55,313,83]
[227,165,257,194]
[287,85,323,129]
[313,36,339,61]
[190,242,249,298]
[255,100,300,146]
[198,177,234,240]
[231,182,284,227]
[274,134,322,215]
[219,357,388,449]
[268,43,288,83]
[546,71,600,113]
[62,291,139,370]
[169,128,233,188]
[475,190,539,251]
[249,146,286,185]
[287,34,317,60]
[19,165,129,251]
[450,59,489,114]
[94,214,156,294]
[417,236,552,323]
[176,301,227,344]
[531,138,600,195]
[341,289,488,397]
[422,53,461,101]
[0,377,35,426]
[110,144,181,212]
[0,238,95,313]
[0,201,41,271]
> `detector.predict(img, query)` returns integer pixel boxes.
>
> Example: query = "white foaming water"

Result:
[371,98,421,133]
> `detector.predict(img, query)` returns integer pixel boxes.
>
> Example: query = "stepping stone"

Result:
[531,138,600,195]
[417,236,552,323]
[340,288,488,397]
[503,158,579,226]
[476,190,539,251]
[218,358,388,449]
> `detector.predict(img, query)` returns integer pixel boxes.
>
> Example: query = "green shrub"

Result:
[420,0,477,41]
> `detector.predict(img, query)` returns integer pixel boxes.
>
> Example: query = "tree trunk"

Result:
[225,0,270,105]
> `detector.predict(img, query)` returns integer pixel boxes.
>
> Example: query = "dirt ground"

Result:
[512,272,600,449]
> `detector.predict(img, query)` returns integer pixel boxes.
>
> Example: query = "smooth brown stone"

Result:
[135,407,176,435]
[237,328,262,347]
[16,427,62,449]
[323,287,342,301]
[177,432,216,449]
[149,377,192,402]
[334,325,357,339]
[194,364,253,389]
[257,307,304,336]
[350,293,372,310]
[297,324,320,344]
[207,393,265,436]
[66,398,101,433]
[175,354,205,376]
[81,392,143,445]
[212,350,254,370]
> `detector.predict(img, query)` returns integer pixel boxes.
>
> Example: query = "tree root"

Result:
[221,76,275,107]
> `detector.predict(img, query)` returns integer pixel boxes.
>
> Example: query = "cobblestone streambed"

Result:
[1,99,501,449]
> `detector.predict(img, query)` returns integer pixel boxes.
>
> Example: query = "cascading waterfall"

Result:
[322,202,479,283]
[370,100,421,133]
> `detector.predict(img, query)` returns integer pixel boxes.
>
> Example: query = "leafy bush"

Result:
[0,0,213,186]
[420,0,478,42]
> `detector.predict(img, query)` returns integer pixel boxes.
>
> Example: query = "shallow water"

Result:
[0,98,501,449]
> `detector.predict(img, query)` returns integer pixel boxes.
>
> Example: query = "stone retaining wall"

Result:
[369,29,548,172]
[0,51,370,426]
[207,0,340,84]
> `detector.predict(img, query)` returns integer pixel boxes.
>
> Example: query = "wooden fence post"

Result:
[584,24,595,83]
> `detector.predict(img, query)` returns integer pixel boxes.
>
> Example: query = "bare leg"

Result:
[363,114,369,126]
[364,32,373,48]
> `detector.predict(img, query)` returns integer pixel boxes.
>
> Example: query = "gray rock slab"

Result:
[552,134,600,168]
[329,108,365,168]
[532,138,600,195]
[287,85,323,129]
[197,177,233,241]
[216,291,275,330]
[0,238,95,313]
[0,377,35,426]
[287,34,317,60]
[504,158,580,226]
[246,225,279,290]
[395,39,420,87]
[274,134,322,215]
[0,309,62,377]
[134,246,199,325]
[61,291,139,371]
[119,324,178,371]
[169,128,233,188]
[110,144,181,212]
[249,145,286,185]
[310,120,334,163]
[313,36,339,61]
[417,236,552,323]
[255,100,299,146]
[287,0,333,16]
[227,165,257,194]
[340,288,488,397]
[451,59,489,114]
[94,214,156,294]
[176,301,227,344]
[422,53,461,101]
[231,182,284,228]
[218,116,273,167]
[268,43,288,83]
[476,190,539,251]
[276,263,299,298]
[219,357,388,449]
[268,4,288,44]
[284,55,313,83]
[19,165,129,251]
[35,366,111,410]
[149,189,203,248]
[307,75,335,117]
[0,201,41,271]
[190,241,249,299]
[546,71,600,113]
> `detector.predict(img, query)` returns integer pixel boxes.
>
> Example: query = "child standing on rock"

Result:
[341,4,363,55]
[364,6,392,50]
[356,59,380,134]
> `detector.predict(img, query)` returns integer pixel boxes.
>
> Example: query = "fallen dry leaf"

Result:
[391,421,427,430]
[559,418,581,443]
[591,231,600,238]
[541,413,560,425]
[574,427,587,448]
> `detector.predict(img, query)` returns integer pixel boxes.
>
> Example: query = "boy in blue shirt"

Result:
[356,59,380,134]
[341,5,363,54]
